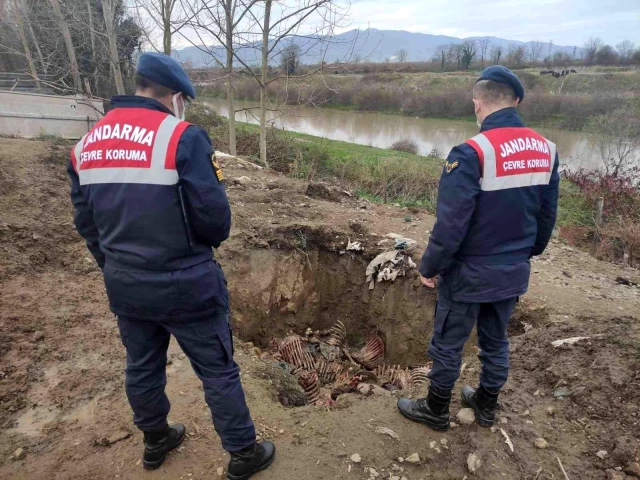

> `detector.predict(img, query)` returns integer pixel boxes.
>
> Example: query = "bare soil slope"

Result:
[1,137,639,480]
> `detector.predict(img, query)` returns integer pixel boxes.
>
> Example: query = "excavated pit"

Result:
[226,248,436,367]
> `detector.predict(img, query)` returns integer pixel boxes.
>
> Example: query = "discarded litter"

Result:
[365,250,417,289]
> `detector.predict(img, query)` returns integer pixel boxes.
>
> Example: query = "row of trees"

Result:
[0,0,142,96]
[0,0,357,166]
[429,37,640,71]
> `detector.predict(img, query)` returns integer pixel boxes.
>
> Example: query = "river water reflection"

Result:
[205,97,603,170]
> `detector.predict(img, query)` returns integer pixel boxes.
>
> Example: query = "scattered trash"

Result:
[216,466,224,476]
[346,238,363,252]
[374,426,399,440]
[552,335,605,347]
[501,429,514,453]
[596,450,608,459]
[350,453,362,464]
[365,250,417,289]
[467,452,481,474]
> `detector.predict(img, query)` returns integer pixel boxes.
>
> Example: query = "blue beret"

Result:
[476,65,524,103]
[137,52,196,99]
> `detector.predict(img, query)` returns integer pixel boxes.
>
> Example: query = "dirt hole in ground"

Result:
[226,246,438,406]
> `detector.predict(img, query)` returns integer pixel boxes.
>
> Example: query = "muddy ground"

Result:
[1,137,640,480]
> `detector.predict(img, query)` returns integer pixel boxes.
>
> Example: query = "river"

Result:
[205,97,603,170]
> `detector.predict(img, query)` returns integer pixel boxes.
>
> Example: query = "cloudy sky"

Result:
[344,0,640,46]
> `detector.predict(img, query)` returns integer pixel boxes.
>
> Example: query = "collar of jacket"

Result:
[109,95,174,115]
[480,107,525,132]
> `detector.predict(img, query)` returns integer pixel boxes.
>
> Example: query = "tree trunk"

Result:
[259,0,271,167]
[225,0,236,156]
[86,0,98,93]
[47,0,81,91]
[13,0,40,89]
[22,0,45,73]
[163,0,171,54]
[101,0,125,95]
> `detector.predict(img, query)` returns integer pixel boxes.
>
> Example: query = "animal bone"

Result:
[326,320,347,347]
[375,364,410,390]
[353,335,385,369]
[315,357,346,384]
[409,365,432,386]
[298,370,320,404]
[278,335,315,371]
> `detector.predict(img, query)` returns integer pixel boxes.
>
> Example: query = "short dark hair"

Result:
[473,79,517,105]
[135,73,173,97]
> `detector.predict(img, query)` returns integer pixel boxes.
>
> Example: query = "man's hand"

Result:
[420,275,436,289]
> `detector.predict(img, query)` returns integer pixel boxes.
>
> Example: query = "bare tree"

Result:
[281,43,300,75]
[616,40,635,64]
[182,0,261,156]
[12,0,41,88]
[433,44,446,71]
[490,45,502,64]
[101,0,125,94]
[590,107,640,178]
[477,37,490,65]
[584,36,603,65]
[460,40,475,69]
[46,0,81,90]
[506,44,525,67]
[528,39,544,63]
[133,0,194,54]
[397,48,408,63]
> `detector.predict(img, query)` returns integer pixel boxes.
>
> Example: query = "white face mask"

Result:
[171,93,186,121]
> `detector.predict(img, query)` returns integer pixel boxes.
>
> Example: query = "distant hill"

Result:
[173,28,582,67]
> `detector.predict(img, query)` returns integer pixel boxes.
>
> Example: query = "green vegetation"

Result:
[200,68,640,132]
[189,102,638,265]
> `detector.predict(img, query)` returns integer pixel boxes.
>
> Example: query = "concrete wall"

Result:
[0,91,104,139]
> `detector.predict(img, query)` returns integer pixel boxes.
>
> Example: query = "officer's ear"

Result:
[472,98,481,115]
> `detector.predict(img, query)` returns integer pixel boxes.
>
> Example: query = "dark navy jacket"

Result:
[68,96,231,320]
[419,108,559,303]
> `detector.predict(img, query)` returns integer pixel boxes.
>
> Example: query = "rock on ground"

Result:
[457,408,476,425]
[467,452,481,474]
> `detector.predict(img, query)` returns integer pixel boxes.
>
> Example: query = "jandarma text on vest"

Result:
[83,123,155,148]
[499,137,549,158]
[79,149,148,164]
[503,158,551,171]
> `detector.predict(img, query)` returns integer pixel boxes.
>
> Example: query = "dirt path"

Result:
[1,138,639,480]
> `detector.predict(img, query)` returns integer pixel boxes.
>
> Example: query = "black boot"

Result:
[142,423,186,470]
[227,441,276,480]
[461,385,499,427]
[397,387,451,431]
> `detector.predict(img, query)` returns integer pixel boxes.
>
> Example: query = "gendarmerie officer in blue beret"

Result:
[397,66,559,431]
[68,52,275,479]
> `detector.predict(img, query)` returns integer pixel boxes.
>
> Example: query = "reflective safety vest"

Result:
[71,108,190,185]
[466,127,556,191]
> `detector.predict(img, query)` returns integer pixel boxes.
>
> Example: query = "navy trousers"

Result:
[427,281,518,393]
[117,312,256,452]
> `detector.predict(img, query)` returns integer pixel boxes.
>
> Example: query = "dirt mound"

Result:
[1,138,639,480]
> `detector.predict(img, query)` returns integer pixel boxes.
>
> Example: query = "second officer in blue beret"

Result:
[67,52,275,479]
[397,66,559,431]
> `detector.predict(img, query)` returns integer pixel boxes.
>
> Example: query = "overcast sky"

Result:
[344,0,640,46]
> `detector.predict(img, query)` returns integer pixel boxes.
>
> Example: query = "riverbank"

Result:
[192,104,638,267]
[199,68,640,132]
